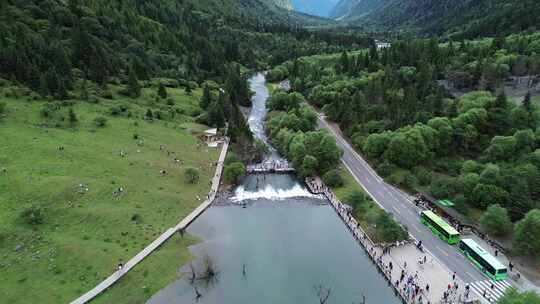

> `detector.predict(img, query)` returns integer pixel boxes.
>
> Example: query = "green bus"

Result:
[420,210,460,244]
[459,238,508,281]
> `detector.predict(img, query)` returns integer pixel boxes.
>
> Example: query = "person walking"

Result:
[452,271,456,281]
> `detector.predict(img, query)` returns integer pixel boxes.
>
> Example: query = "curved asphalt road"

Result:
[317,115,488,285]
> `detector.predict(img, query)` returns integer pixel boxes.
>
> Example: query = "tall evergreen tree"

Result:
[127,64,141,98]
[200,84,212,110]
[157,83,167,99]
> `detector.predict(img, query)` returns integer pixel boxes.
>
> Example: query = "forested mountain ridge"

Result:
[0,0,345,100]
[330,0,540,39]
[330,0,379,21]
[271,0,293,10]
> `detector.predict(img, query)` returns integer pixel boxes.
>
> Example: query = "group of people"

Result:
[248,160,291,172]
[323,184,431,304]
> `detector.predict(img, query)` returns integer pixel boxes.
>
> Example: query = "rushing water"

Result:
[146,73,401,304]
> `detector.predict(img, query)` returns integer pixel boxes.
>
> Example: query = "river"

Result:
[146,73,401,304]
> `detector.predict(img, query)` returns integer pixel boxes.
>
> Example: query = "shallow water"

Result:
[146,74,401,304]
[147,176,401,304]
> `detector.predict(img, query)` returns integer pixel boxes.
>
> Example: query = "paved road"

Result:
[317,116,496,287]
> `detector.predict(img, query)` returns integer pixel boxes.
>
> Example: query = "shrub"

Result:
[184,167,200,184]
[480,204,512,236]
[223,162,246,184]
[110,106,121,116]
[513,209,540,256]
[375,212,409,243]
[377,161,394,178]
[322,169,344,187]
[0,102,5,114]
[224,152,240,165]
[68,109,78,125]
[345,190,367,212]
[94,116,107,127]
[413,166,432,186]
[21,205,44,225]
[403,173,418,189]
[430,177,461,198]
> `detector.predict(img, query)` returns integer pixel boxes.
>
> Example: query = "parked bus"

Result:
[459,238,508,281]
[420,210,460,244]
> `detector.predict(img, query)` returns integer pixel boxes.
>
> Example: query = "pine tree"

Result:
[495,92,508,109]
[207,100,225,128]
[200,84,212,110]
[127,64,141,98]
[157,83,167,99]
[145,109,153,120]
[68,108,78,125]
[523,91,532,112]
[338,51,349,74]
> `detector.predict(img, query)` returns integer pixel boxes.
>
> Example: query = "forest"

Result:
[269,33,540,256]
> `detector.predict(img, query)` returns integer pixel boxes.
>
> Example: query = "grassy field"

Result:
[0,84,220,303]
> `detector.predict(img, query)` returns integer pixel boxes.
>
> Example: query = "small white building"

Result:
[376,40,391,50]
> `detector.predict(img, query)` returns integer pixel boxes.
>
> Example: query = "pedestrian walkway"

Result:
[306,176,480,304]
[469,279,513,303]
[70,139,229,304]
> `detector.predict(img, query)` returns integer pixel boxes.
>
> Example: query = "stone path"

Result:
[70,139,229,304]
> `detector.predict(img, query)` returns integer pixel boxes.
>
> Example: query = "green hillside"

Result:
[0,80,223,303]
[331,0,540,39]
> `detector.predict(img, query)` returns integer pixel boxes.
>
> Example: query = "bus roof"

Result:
[421,210,459,235]
[461,238,506,270]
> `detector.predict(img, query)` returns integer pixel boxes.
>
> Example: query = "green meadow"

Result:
[0,84,219,303]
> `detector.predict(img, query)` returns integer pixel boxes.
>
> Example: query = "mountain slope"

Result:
[272,0,294,10]
[331,0,540,38]
[330,0,381,20]
[290,0,340,18]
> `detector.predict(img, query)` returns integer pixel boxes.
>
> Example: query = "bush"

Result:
[403,173,418,189]
[375,212,409,243]
[94,116,107,127]
[184,167,200,184]
[322,169,344,187]
[223,162,246,184]
[345,190,367,212]
[0,102,6,114]
[413,166,432,186]
[513,209,540,256]
[430,177,461,198]
[224,152,240,165]
[480,204,512,236]
[377,161,394,178]
[21,205,44,225]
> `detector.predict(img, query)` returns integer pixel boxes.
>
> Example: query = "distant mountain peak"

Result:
[273,0,294,10]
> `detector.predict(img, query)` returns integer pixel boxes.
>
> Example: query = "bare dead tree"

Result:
[194,286,202,301]
[202,254,216,279]
[242,263,247,280]
[353,293,366,304]
[314,285,331,304]
[187,262,196,284]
